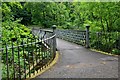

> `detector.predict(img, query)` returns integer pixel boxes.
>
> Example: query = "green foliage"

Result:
[2,21,32,43]
[23,2,120,31]
[2,2,32,25]
[112,49,120,55]
[113,18,120,31]
[90,32,120,54]
[2,3,13,21]
[2,2,120,31]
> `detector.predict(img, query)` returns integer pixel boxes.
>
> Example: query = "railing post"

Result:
[52,25,56,58]
[86,24,90,48]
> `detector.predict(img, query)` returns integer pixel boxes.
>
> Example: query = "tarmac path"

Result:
[35,38,118,78]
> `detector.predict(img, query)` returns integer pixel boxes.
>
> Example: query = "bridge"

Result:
[31,25,119,79]
[1,25,119,80]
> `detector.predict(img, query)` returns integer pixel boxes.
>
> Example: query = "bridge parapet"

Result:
[55,26,120,54]
[56,29,86,46]
[1,25,57,80]
[56,25,90,48]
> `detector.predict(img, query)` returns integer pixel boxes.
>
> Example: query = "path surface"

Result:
[35,38,118,78]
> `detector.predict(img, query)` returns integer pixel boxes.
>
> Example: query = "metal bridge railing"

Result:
[55,24,120,54]
[0,25,56,80]
[56,29,86,46]
[56,25,90,48]
[90,31,120,54]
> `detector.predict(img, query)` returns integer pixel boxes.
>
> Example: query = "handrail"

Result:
[56,29,86,46]
[0,34,56,51]
[1,26,57,80]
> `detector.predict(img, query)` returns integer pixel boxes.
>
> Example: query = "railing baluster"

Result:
[49,38,52,61]
[31,38,35,75]
[27,38,31,77]
[43,42,45,69]
[40,37,42,71]
[6,43,9,80]
[38,38,40,63]
[22,39,26,79]
[12,42,15,80]
[35,38,38,73]
[46,38,49,67]
[39,41,44,69]
[17,41,21,80]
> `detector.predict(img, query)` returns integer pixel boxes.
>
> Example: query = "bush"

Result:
[90,32,120,53]
[112,49,120,55]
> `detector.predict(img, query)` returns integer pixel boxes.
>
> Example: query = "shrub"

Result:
[112,49,120,55]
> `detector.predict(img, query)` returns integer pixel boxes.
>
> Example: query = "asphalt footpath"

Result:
[34,38,118,78]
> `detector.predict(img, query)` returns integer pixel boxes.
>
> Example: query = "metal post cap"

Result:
[86,24,90,28]
[52,25,56,29]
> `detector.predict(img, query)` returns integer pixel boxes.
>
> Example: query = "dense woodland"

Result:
[2,2,120,31]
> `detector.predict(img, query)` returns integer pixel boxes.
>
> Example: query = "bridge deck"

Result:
[35,38,118,78]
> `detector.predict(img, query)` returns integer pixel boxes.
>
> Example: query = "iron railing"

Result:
[90,31,120,54]
[56,25,120,54]
[0,26,56,80]
[56,29,86,46]
[56,25,90,47]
